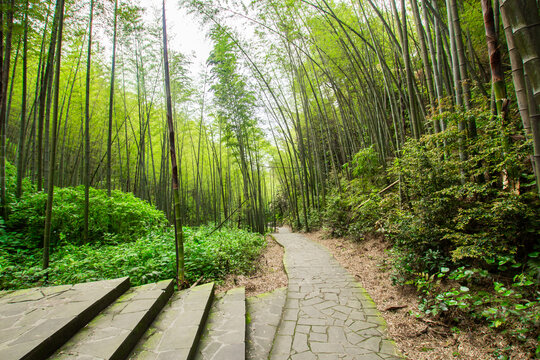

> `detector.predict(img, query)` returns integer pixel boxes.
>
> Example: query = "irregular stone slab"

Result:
[0,277,130,360]
[129,282,215,360]
[270,228,403,359]
[246,288,286,360]
[195,287,246,360]
[52,279,174,360]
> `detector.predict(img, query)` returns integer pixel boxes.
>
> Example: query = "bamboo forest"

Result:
[0,0,539,358]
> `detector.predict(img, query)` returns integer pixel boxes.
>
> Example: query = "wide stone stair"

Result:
[195,287,246,360]
[54,279,174,359]
[0,277,284,360]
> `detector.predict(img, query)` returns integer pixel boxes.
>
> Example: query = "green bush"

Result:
[387,112,539,278]
[3,161,34,207]
[408,264,539,349]
[315,110,539,350]
[381,111,540,351]
[6,186,167,247]
[322,146,391,239]
[0,225,266,289]
[323,187,349,238]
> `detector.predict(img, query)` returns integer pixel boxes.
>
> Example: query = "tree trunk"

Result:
[500,3,530,133]
[37,2,60,193]
[500,0,540,194]
[482,0,508,118]
[43,0,65,271]
[396,0,421,138]
[410,0,435,114]
[107,0,118,196]
[0,0,14,218]
[162,0,185,288]
[84,0,94,244]
[499,1,540,104]
[16,0,29,199]
[449,0,471,110]
[446,0,462,108]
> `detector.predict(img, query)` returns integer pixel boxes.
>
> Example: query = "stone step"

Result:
[194,287,246,360]
[0,277,130,360]
[246,288,287,360]
[129,282,215,360]
[52,279,174,360]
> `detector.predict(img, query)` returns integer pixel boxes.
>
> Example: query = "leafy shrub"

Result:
[323,187,349,237]
[3,160,34,207]
[316,110,539,351]
[322,146,392,239]
[408,264,539,350]
[346,193,385,239]
[323,182,397,240]
[381,111,540,352]
[0,225,265,289]
[183,225,265,281]
[386,112,539,277]
[349,146,383,189]
[6,186,167,247]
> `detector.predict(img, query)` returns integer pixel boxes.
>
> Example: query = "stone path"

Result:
[0,228,402,360]
[53,279,173,359]
[129,282,214,360]
[0,277,129,360]
[195,287,246,360]
[247,287,287,360]
[270,228,402,360]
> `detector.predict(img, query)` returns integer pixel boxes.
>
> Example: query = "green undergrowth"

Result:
[6,186,168,248]
[0,162,266,290]
[0,224,265,289]
[289,111,540,356]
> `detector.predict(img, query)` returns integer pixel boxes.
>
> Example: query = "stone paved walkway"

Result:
[270,228,402,360]
[247,287,287,360]
[129,282,214,360]
[195,287,246,360]
[0,277,129,360]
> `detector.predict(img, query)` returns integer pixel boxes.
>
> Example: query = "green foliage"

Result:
[323,185,349,238]
[349,146,382,186]
[183,225,265,281]
[383,112,540,349]
[3,160,34,208]
[387,111,539,277]
[1,162,265,291]
[0,225,265,290]
[6,186,167,247]
[324,188,389,240]
[208,25,263,153]
[323,146,393,239]
[409,265,539,345]
[319,111,539,350]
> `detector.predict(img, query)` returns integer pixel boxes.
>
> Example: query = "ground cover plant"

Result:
[0,224,265,290]
[0,166,266,290]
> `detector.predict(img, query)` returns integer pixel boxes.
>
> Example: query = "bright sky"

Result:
[139,0,272,130]
[144,0,213,79]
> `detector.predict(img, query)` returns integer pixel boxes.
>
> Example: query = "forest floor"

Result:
[215,234,288,297]
[305,230,532,360]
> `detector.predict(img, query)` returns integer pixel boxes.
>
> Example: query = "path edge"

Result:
[267,233,290,359]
